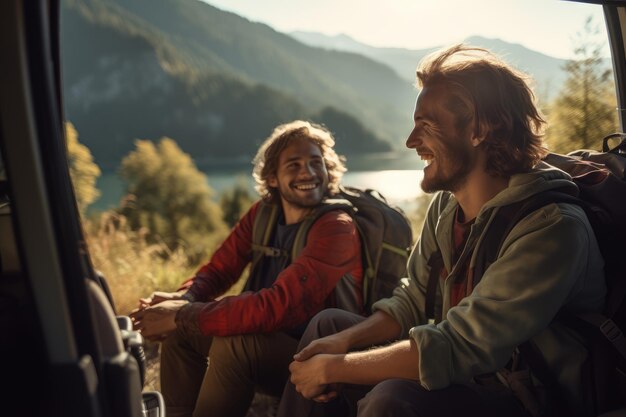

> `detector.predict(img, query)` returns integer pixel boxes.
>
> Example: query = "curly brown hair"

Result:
[416,44,548,177]
[252,120,346,203]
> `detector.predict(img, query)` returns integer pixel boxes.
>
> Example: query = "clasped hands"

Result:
[289,334,348,403]
[129,290,189,341]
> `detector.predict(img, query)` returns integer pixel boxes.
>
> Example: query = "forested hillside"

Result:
[61,0,412,170]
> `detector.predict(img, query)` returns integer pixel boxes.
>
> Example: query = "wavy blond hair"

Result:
[416,44,548,176]
[252,120,346,202]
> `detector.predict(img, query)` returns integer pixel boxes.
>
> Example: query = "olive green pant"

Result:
[160,327,299,417]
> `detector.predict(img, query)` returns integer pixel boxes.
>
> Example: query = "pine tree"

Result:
[545,16,618,153]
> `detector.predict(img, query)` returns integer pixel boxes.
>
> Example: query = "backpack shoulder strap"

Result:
[425,250,443,322]
[252,201,279,247]
[474,190,591,415]
[291,199,353,261]
[250,202,283,277]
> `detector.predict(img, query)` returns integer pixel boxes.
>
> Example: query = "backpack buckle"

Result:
[268,247,284,257]
[599,319,624,343]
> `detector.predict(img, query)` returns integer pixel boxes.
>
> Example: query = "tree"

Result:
[220,176,254,228]
[545,16,618,153]
[119,138,227,263]
[65,121,101,215]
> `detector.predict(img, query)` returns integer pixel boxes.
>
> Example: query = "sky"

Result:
[204,0,607,59]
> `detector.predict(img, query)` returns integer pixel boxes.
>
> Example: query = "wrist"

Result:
[180,290,196,303]
[339,328,358,351]
[324,354,346,384]
[175,301,201,335]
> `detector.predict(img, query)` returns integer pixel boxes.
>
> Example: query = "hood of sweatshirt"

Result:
[483,161,578,212]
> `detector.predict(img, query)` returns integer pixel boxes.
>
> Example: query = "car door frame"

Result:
[0,1,145,416]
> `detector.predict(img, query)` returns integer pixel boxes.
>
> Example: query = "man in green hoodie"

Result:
[276,44,606,417]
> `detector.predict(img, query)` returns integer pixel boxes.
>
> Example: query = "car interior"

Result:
[0,1,624,417]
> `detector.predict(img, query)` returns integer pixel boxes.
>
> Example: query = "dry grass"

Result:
[83,210,252,400]
[84,211,198,315]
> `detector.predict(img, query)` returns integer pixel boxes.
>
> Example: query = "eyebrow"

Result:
[414,115,433,123]
[283,154,323,163]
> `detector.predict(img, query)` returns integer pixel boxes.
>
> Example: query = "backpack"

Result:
[251,185,414,314]
[426,133,626,416]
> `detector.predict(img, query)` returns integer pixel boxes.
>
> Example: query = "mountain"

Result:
[463,36,568,102]
[290,31,436,83]
[60,0,414,170]
[290,31,568,102]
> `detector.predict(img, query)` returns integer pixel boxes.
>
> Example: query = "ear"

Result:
[268,175,278,188]
[471,135,485,147]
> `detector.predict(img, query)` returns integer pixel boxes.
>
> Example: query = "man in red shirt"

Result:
[131,120,363,417]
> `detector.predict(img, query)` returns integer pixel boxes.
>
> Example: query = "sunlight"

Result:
[206,0,605,59]
[345,169,425,204]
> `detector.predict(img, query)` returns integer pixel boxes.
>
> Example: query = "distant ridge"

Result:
[290,31,567,101]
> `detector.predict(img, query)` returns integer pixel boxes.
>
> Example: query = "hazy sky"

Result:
[204,0,607,59]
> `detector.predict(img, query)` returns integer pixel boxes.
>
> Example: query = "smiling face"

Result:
[406,86,477,194]
[268,137,329,223]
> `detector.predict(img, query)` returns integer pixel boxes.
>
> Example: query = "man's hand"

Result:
[130,299,188,341]
[289,353,341,401]
[137,290,187,309]
[292,332,351,401]
[294,332,350,362]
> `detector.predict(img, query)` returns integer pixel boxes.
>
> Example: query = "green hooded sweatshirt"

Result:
[373,162,606,416]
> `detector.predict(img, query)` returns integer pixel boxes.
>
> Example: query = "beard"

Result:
[421,140,474,193]
[280,188,325,208]
[276,179,328,209]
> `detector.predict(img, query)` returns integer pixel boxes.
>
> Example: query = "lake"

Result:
[92,152,427,214]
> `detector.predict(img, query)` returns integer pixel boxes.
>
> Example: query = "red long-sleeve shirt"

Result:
[176,201,363,336]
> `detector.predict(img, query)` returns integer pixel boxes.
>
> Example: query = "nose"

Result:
[300,162,316,177]
[406,127,420,149]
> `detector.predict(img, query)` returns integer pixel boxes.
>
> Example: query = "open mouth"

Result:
[418,152,435,166]
[294,182,319,191]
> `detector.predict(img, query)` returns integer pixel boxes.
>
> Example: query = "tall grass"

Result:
[84,211,199,315]
[83,211,197,391]
[83,210,248,392]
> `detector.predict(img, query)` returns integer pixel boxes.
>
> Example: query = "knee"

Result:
[309,308,341,328]
[303,308,351,340]
[209,334,257,370]
[160,327,187,356]
[209,335,240,358]
[160,327,211,361]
